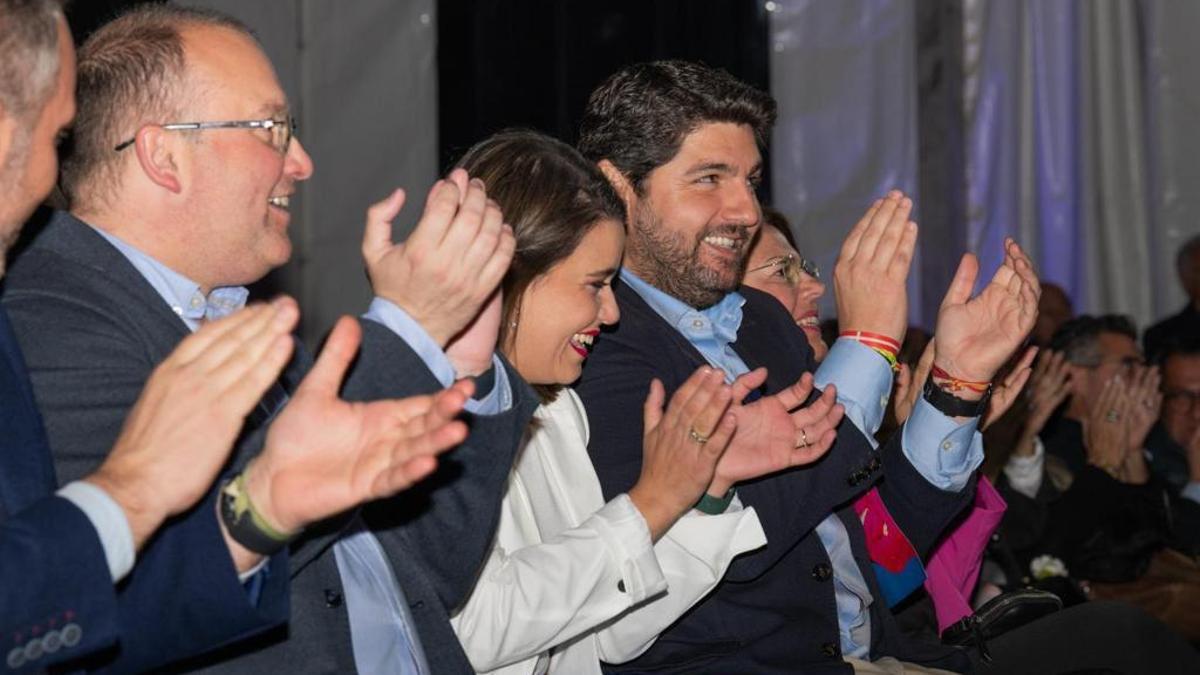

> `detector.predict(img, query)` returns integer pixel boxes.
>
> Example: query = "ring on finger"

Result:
[688,427,709,445]
[1105,409,1120,423]
[795,428,810,449]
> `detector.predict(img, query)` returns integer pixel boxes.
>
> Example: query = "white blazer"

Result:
[451,389,767,674]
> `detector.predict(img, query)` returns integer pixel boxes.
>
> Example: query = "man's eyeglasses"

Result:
[114,116,297,153]
[748,253,820,285]
[1163,389,1200,413]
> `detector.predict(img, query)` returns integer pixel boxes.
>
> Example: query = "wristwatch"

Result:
[219,472,295,555]
[922,377,991,418]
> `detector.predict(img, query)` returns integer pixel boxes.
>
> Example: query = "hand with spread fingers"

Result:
[706,370,845,496]
[239,317,471,549]
[628,367,739,540]
[362,168,516,348]
[982,346,1038,431]
[85,298,301,550]
[932,238,1041,400]
[1009,348,1073,458]
[834,190,919,345]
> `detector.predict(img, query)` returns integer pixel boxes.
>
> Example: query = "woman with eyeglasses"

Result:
[445,131,845,675]
[744,207,829,362]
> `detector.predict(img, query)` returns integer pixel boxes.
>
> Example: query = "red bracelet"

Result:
[840,330,901,353]
[930,364,990,393]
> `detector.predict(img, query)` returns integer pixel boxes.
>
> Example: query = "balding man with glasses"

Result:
[3,4,535,674]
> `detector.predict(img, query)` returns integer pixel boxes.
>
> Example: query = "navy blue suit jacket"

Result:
[575,281,974,674]
[0,305,289,674]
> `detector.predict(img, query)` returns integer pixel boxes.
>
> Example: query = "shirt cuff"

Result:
[364,297,513,414]
[58,480,136,582]
[595,494,668,603]
[900,397,983,492]
[814,338,893,439]
[1003,436,1045,499]
[1182,481,1200,505]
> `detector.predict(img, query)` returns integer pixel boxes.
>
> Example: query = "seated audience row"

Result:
[2,2,1198,674]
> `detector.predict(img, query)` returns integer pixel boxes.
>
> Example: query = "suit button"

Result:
[811,563,832,581]
[23,637,44,662]
[42,629,63,654]
[60,623,82,647]
[410,600,425,610]
[324,589,344,608]
[821,641,840,658]
[6,647,25,669]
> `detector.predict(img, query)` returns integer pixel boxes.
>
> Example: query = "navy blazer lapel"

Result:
[613,279,710,373]
[0,307,55,517]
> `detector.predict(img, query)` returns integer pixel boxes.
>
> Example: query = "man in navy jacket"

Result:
[574,60,1041,674]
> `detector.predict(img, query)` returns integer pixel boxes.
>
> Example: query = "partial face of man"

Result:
[624,122,762,309]
[176,24,313,289]
[1070,332,1143,412]
[1161,353,1200,449]
[0,16,75,274]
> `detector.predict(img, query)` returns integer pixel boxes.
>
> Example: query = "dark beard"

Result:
[626,200,748,310]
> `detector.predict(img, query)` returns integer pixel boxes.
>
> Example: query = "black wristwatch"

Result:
[922,377,991,418]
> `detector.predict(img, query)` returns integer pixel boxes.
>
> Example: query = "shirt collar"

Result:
[619,268,745,344]
[91,227,249,326]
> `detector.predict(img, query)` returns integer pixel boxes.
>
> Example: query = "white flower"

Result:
[1030,555,1069,580]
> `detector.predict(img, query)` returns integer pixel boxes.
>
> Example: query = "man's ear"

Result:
[131,125,183,193]
[598,159,637,216]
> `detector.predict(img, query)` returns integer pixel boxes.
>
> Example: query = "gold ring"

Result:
[688,427,709,445]
[795,428,810,449]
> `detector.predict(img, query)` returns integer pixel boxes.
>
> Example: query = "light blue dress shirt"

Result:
[620,269,983,659]
[94,226,514,675]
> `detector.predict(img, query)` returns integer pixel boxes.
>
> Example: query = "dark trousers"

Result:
[970,600,1200,675]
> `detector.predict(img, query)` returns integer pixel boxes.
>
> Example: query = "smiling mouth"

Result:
[569,330,598,357]
[702,234,745,255]
[797,311,820,331]
[268,195,290,210]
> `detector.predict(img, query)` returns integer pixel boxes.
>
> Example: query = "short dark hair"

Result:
[761,206,800,251]
[455,130,626,402]
[578,60,776,193]
[0,0,62,121]
[1050,314,1138,366]
[60,4,254,209]
[1154,333,1200,367]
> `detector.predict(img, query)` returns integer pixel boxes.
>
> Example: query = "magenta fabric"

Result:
[924,476,1007,633]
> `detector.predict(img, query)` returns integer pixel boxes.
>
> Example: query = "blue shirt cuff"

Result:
[363,297,512,415]
[58,480,135,582]
[1183,481,1200,505]
[900,397,983,492]
[814,338,892,439]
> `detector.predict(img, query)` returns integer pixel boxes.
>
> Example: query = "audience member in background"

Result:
[2,5,534,673]
[745,206,828,360]
[449,130,850,675]
[1008,316,1200,642]
[1146,335,1200,500]
[1030,283,1073,348]
[1144,234,1200,361]
[0,2,465,673]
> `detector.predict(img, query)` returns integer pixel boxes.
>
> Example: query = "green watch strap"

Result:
[694,487,736,515]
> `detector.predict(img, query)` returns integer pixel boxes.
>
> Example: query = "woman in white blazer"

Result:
[447,131,843,674]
